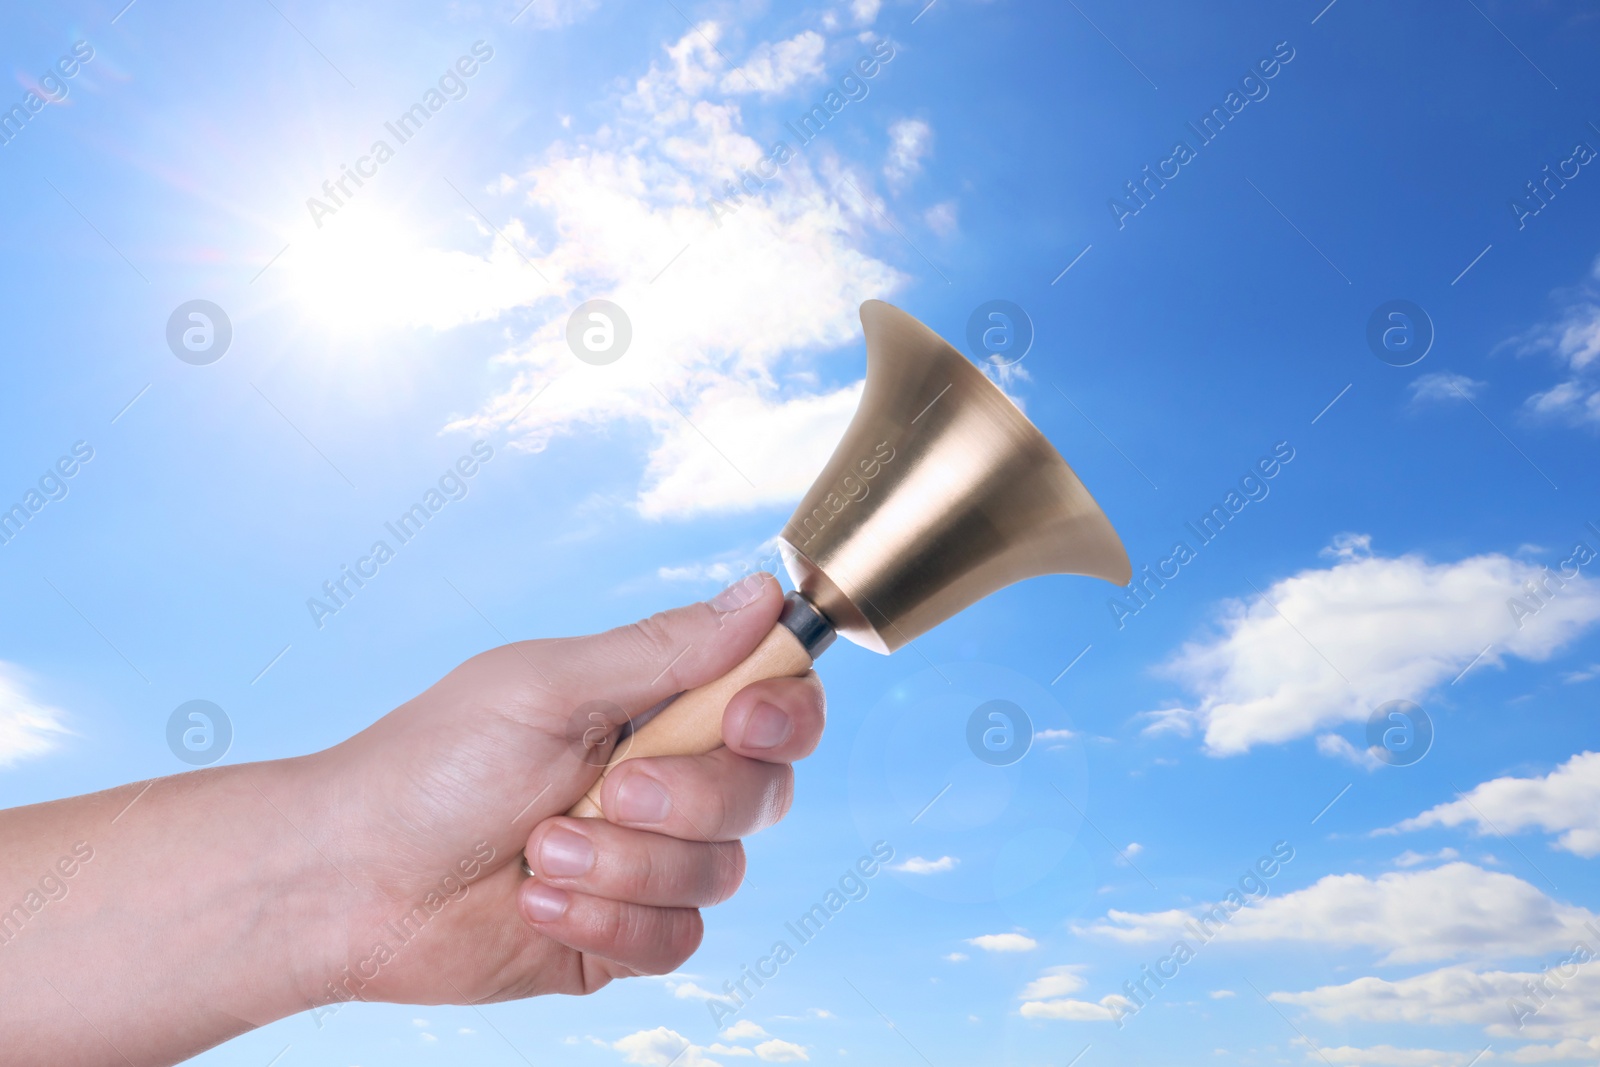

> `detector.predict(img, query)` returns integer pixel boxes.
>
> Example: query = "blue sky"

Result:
[3,0,1600,1064]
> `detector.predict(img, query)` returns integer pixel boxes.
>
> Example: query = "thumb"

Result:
[539,572,785,715]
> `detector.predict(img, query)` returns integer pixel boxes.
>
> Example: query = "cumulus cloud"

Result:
[615,1027,723,1067]
[443,20,905,520]
[1562,663,1600,683]
[850,0,883,25]
[892,855,957,874]
[1019,994,1133,1021]
[1409,372,1485,405]
[0,663,69,768]
[1316,1044,1494,1066]
[1393,751,1600,857]
[1273,965,1600,1042]
[1078,863,1599,965]
[665,978,736,1004]
[658,537,783,586]
[1393,847,1460,868]
[924,199,958,236]
[1154,539,1600,755]
[509,0,601,28]
[1019,965,1089,1000]
[1502,1037,1600,1062]
[1504,254,1600,427]
[724,31,827,96]
[753,1039,809,1062]
[883,118,932,188]
[966,932,1038,952]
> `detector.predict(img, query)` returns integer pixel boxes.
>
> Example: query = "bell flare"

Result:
[779,299,1131,655]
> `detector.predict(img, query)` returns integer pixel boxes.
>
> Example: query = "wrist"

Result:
[241,752,363,1018]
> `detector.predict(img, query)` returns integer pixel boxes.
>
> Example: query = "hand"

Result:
[281,572,825,1011]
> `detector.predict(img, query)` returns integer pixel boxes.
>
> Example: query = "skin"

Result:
[0,573,823,1066]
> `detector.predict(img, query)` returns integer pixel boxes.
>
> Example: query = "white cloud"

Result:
[725,32,826,96]
[508,0,601,28]
[1393,847,1460,868]
[442,21,905,520]
[1409,372,1485,405]
[754,1039,809,1062]
[924,200,958,236]
[1019,966,1088,1000]
[850,0,883,25]
[658,537,783,585]
[1078,863,1599,965]
[966,932,1038,953]
[0,663,69,768]
[1393,751,1600,857]
[616,1028,724,1067]
[1316,731,1385,769]
[1316,1044,1493,1066]
[1019,994,1132,1021]
[666,978,736,1003]
[721,1022,770,1041]
[1506,254,1600,427]
[883,118,932,188]
[943,952,968,962]
[1502,1037,1600,1062]
[635,381,864,519]
[1272,964,1600,1042]
[1155,539,1600,755]
[1562,663,1599,683]
[892,855,957,874]
[1210,989,1236,999]
[1123,842,1144,857]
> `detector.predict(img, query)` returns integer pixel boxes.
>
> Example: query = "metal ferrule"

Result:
[778,590,837,658]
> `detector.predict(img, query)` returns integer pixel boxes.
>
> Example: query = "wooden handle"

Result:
[566,621,815,818]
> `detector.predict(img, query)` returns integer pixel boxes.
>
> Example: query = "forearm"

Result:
[0,758,340,1066]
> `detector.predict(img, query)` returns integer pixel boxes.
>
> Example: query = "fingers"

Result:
[536,573,785,716]
[518,881,703,977]
[601,749,793,841]
[524,817,745,908]
[588,669,825,840]
[721,672,826,763]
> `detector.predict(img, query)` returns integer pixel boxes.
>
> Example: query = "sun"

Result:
[275,198,543,338]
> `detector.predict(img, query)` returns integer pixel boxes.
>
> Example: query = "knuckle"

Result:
[591,898,639,953]
[631,840,663,899]
[654,910,705,975]
[624,607,675,668]
[704,782,738,840]
[709,841,745,903]
[761,767,795,827]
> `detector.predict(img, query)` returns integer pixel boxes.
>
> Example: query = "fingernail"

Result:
[741,701,793,750]
[614,773,672,823]
[711,575,763,612]
[537,826,595,877]
[521,882,569,924]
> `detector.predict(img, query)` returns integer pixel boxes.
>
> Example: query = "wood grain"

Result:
[566,622,815,818]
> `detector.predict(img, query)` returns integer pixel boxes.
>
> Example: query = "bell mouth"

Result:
[775,298,1132,657]
[777,540,894,655]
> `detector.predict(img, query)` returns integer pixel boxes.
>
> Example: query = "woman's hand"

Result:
[0,572,824,1066]
[287,571,825,1009]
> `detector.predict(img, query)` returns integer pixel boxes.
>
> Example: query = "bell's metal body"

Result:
[778,300,1132,655]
